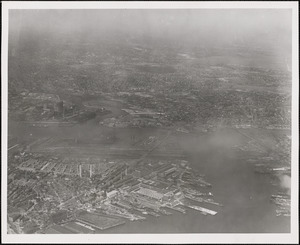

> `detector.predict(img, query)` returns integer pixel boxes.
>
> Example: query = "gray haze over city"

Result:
[7,9,292,234]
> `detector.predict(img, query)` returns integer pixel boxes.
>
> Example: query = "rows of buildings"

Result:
[8,147,221,234]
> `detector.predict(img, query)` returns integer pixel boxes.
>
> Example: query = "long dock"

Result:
[187,205,217,215]
[8,144,19,151]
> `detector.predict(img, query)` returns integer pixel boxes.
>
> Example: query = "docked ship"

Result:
[170,205,186,214]
[147,211,160,217]
[184,193,223,206]
[182,187,213,197]
[164,204,186,214]
[159,209,172,215]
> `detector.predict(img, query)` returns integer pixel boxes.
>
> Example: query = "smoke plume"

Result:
[279,175,291,194]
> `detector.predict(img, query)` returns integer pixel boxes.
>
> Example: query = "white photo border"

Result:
[1,1,299,244]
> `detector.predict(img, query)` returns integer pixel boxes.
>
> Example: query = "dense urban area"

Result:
[7,9,292,234]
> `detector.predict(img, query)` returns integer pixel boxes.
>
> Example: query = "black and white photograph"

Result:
[1,1,299,244]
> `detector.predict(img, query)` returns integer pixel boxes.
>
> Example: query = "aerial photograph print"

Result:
[2,1,299,244]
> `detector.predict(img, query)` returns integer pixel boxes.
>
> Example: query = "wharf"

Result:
[187,205,217,215]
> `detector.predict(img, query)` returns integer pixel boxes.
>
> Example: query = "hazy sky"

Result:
[9,9,292,56]
[9,9,291,36]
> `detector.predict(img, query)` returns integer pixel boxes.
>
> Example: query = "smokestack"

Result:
[79,164,82,178]
[90,164,93,178]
